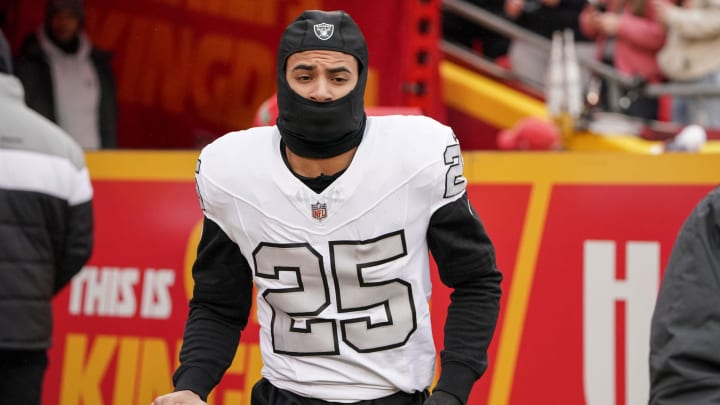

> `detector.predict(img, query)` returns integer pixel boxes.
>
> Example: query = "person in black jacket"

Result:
[0,28,94,405]
[14,0,118,149]
[649,185,720,404]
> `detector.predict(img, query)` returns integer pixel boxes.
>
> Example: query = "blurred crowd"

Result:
[2,0,720,150]
[443,0,720,129]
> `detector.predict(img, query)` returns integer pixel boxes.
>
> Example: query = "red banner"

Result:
[42,151,720,405]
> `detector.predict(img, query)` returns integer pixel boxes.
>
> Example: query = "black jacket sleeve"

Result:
[649,186,720,405]
[54,200,94,294]
[90,48,118,149]
[427,193,503,404]
[173,216,254,400]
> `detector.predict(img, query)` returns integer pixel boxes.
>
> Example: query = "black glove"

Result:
[423,390,462,405]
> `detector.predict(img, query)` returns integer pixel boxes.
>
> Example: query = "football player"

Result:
[152,9,502,405]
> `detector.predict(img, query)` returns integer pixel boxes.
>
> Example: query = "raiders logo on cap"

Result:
[313,23,334,40]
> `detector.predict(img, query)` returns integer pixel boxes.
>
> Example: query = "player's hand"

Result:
[423,390,462,405]
[600,13,622,35]
[151,390,206,405]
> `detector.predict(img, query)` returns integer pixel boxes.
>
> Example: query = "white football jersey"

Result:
[195,115,467,402]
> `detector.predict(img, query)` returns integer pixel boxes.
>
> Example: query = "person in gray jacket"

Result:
[0,28,94,405]
[649,185,720,404]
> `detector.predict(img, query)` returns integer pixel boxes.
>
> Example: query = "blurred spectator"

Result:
[649,185,720,404]
[655,0,720,128]
[504,0,596,88]
[14,0,117,149]
[580,0,667,120]
[442,0,511,59]
[0,28,94,405]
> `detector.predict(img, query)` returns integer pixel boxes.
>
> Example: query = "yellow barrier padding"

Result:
[699,141,720,154]
[462,151,720,184]
[86,151,199,181]
[440,60,547,129]
[85,150,720,184]
[565,132,720,154]
[565,132,664,154]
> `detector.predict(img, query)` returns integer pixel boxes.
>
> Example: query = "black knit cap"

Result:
[276,10,368,76]
[275,10,369,158]
[46,0,85,23]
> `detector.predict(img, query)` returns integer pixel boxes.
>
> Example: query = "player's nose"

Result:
[308,79,333,102]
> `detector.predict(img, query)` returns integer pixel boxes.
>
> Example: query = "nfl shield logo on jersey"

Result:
[313,23,334,40]
[311,201,327,220]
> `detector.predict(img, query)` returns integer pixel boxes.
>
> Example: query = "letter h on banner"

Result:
[583,241,660,405]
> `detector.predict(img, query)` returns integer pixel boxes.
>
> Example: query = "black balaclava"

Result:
[276,10,368,158]
[0,29,11,74]
[44,0,85,53]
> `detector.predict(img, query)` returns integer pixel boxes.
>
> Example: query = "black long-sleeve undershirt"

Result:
[428,194,503,403]
[173,218,253,400]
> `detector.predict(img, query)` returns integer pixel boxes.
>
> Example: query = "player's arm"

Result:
[427,193,503,404]
[172,216,254,400]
